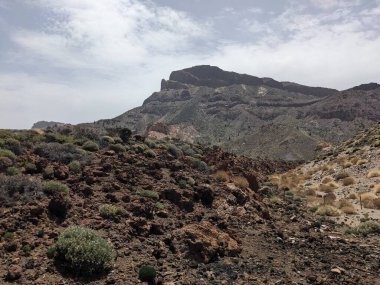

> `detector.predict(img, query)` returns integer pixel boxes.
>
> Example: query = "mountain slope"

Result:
[90,65,380,161]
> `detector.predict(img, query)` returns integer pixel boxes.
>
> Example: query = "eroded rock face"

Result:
[172,221,241,263]
[93,65,379,161]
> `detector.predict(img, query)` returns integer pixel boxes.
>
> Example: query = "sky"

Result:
[0,0,379,129]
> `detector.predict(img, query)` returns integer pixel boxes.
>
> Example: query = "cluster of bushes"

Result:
[0,174,43,202]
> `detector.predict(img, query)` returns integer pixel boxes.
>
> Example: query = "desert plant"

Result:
[321,176,333,184]
[43,166,55,179]
[68,160,81,173]
[347,193,358,199]
[232,176,249,188]
[109,143,126,153]
[190,158,208,172]
[356,159,368,165]
[0,174,43,201]
[100,136,115,145]
[99,204,123,219]
[24,162,37,174]
[5,167,20,176]
[315,205,340,216]
[335,171,349,180]
[43,181,69,195]
[215,170,229,182]
[360,192,377,202]
[319,182,338,193]
[118,128,132,143]
[34,143,88,164]
[137,190,159,199]
[342,177,355,186]
[346,221,380,236]
[138,265,156,282]
[167,144,182,158]
[374,184,380,194]
[0,149,16,160]
[367,169,380,178]
[2,138,21,154]
[52,227,115,276]
[144,149,157,158]
[82,141,99,152]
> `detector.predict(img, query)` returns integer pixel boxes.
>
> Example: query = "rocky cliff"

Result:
[91,65,380,161]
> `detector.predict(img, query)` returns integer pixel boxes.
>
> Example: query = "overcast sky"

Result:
[0,0,379,129]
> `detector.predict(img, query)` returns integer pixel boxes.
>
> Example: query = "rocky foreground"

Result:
[0,127,379,284]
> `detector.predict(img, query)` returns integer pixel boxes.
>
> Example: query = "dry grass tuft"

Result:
[347,193,358,200]
[232,176,249,188]
[374,184,380,194]
[350,157,359,164]
[319,182,339,193]
[214,170,229,182]
[373,198,380,210]
[356,159,368,165]
[367,169,380,178]
[335,171,349,180]
[360,192,377,202]
[342,177,355,186]
[321,176,333,184]
[316,205,340,216]
[343,161,353,168]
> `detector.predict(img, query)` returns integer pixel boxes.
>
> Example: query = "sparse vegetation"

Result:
[137,190,159,199]
[315,205,340,216]
[215,170,229,182]
[82,141,99,152]
[68,160,81,173]
[342,177,355,186]
[0,148,16,160]
[109,143,126,153]
[43,181,69,195]
[232,176,249,188]
[367,168,380,178]
[346,221,380,236]
[99,204,124,219]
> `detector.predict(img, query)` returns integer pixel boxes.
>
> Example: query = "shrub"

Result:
[133,144,148,153]
[68,160,81,173]
[2,138,21,154]
[99,204,123,219]
[167,144,182,158]
[367,169,380,178]
[315,205,340,216]
[232,176,249,188]
[356,159,368,165]
[335,171,349,180]
[0,156,13,170]
[100,136,115,145]
[82,141,99,152]
[6,167,20,176]
[269,196,283,204]
[25,162,37,174]
[0,174,43,201]
[138,265,156,282]
[346,221,380,236]
[215,170,229,182]
[137,190,159,199]
[0,149,16,160]
[360,192,377,202]
[321,176,333,184]
[145,139,157,148]
[155,202,165,210]
[34,143,87,164]
[109,143,126,153]
[43,181,69,195]
[190,158,208,172]
[338,199,356,214]
[52,227,115,276]
[144,149,156,158]
[118,128,132,143]
[342,177,355,186]
[43,166,55,179]
[45,132,73,144]
[319,182,338,193]
[374,184,380,194]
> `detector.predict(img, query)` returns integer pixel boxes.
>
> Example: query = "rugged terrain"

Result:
[273,123,380,226]
[0,126,379,284]
[87,65,380,161]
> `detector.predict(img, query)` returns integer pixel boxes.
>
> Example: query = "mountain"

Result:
[88,65,380,161]
[0,128,378,284]
[32,121,66,130]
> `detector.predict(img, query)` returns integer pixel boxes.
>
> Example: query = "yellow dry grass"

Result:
[360,192,377,202]
[319,182,339,193]
[232,176,249,188]
[342,177,355,186]
[214,170,229,182]
[321,176,333,184]
[367,169,380,178]
[374,184,380,194]
[356,159,368,165]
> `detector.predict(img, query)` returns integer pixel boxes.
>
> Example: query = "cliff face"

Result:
[92,65,380,161]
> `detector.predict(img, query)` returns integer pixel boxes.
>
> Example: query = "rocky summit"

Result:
[0,126,379,284]
[89,65,380,161]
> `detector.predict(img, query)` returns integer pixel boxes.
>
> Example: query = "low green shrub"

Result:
[2,138,21,154]
[0,149,16,160]
[25,162,37,173]
[43,181,69,195]
[137,190,159,199]
[43,166,55,179]
[144,149,156,158]
[51,227,115,276]
[82,141,99,152]
[109,143,126,153]
[167,144,182,158]
[5,167,20,176]
[68,160,81,173]
[0,174,43,201]
[138,265,156,282]
[346,221,380,236]
[99,204,124,219]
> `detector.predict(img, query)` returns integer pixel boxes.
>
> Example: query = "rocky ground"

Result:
[0,127,379,284]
